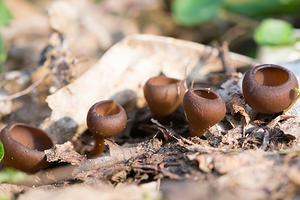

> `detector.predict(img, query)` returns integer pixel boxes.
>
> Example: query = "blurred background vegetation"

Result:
[1,0,300,71]
[171,0,300,62]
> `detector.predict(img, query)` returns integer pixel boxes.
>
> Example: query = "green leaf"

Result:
[0,168,27,183]
[254,19,293,46]
[0,35,6,69]
[0,141,3,162]
[224,0,300,18]
[172,0,224,26]
[0,0,13,26]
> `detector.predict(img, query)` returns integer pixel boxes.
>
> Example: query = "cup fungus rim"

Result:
[189,88,221,101]
[250,64,292,88]
[2,123,55,153]
[89,100,125,119]
[146,75,183,88]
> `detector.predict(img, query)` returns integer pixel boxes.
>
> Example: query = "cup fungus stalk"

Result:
[86,100,127,158]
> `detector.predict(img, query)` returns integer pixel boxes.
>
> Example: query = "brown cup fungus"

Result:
[86,100,127,157]
[242,64,299,114]
[143,75,186,120]
[0,123,55,173]
[183,88,226,137]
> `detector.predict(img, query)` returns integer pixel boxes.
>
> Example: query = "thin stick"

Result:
[218,42,236,74]
[0,76,47,101]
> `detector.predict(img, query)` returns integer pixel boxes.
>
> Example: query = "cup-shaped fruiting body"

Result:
[183,88,226,137]
[86,100,127,157]
[242,64,299,114]
[143,75,186,119]
[0,123,55,173]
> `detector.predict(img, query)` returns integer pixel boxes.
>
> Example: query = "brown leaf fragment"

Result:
[192,154,214,173]
[218,73,251,127]
[222,125,243,145]
[160,167,183,180]
[227,94,250,125]
[0,184,27,197]
[111,170,127,183]
[267,115,296,129]
[105,139,126,159]
[277,118,300,138]
[45,141,86,165]
[190,151,269,175]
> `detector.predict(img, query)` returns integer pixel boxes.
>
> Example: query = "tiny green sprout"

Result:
[283,88,300,115]
[0,141,3,162]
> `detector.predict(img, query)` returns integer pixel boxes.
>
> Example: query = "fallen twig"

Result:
[150,119,219,153]
[218,42,236,74]
[0,75,47,101]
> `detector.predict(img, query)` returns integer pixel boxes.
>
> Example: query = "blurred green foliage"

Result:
[224,0,300,18]
[0,35,6,68]
[172,0,224,26]
[0,0,13,69]
[0,1,13,26]
[254,19,294,46]
[172,0,300,25]
[0,168,27,183]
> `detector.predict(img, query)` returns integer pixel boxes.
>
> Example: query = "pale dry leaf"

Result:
[222,125,243,145]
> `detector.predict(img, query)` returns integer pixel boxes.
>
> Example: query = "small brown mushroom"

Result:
[183,88,226,137]
[86,100,127,157]
[143,75,186,120]
[242,64,299,114]
[0,123,55,173]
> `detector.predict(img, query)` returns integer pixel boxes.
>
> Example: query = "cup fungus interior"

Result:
[10,125,53,151]
[150,76,179,86]
[255,67,288,86]
[194,89,218,100]
[95,101,120,116]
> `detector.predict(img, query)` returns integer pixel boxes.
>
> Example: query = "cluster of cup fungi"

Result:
[0,64,298,173]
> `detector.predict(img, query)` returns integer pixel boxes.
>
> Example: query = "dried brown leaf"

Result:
[45,141,86,165]
[222,126,243,145]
